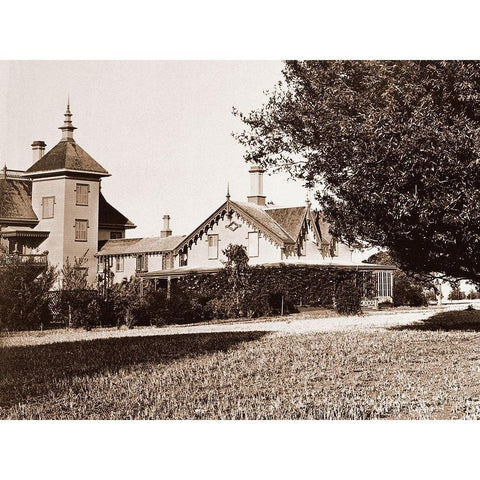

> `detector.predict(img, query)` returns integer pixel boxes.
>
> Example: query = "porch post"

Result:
[140,277,144,297]
[167,276,171,300]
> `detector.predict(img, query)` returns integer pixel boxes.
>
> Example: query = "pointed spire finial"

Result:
[226,182,230,199]
[59,99,76,141]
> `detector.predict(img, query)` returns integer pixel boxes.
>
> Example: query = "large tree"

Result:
[235,61,480,283]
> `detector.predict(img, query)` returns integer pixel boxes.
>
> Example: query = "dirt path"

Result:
[1,303,474,348]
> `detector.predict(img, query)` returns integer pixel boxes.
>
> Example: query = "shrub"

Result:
[142,260,368,323]
[146,286,202,326]
[466,289,480,300]
[0,260,57,331]
[335,280,362,315]
[393,274,428,307]
[108,279,148,328]
[378,301,394,309]
[448,287,466,301]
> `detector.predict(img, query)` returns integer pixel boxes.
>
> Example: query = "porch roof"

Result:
[0,227,50,239]
[139,261,396,280]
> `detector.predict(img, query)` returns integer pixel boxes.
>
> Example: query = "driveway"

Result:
[1,303,473,348]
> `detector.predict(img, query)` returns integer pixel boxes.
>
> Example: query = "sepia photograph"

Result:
[1,2,479,479]
[2,59,479,421]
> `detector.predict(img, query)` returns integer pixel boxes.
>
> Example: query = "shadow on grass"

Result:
[0,330,268,409]
[390,308,480,332]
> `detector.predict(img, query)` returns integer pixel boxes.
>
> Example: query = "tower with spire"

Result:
[25,103,111,284]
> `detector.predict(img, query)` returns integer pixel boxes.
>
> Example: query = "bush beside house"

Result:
[1,245,369,332]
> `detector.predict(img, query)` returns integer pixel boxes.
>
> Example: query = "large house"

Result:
[1,104,394,301]
[98,165,395,301]
[0,105,135,284]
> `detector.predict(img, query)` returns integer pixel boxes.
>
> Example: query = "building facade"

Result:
[99,166,395,301]
[0,105,135,285]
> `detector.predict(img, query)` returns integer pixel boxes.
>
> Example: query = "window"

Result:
[376,272,392,298]
[75,219,88,242]
[136,254,148,272]
[299,237,306,256]
[248,231,259,257]
[208,234,219,259]
[116,256,124,272]
[110,231,123,239]
[76,184,89,206]
[179,250,188,267]
[42,196,55,219]
[329,239,338,257]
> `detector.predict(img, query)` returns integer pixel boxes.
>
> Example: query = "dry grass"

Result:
[393,308,480,331]
[1,326,479,419]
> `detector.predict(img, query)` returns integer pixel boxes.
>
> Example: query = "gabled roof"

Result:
[265,206,308,241]
[97,235,185,257]
[25,140,109,177]
[311,210,333,244]
[174,199,308,255]
[99,193,136,229]
[0,177,38,225]
[230,201,295,244]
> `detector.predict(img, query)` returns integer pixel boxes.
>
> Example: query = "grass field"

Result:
[1,309,480,419]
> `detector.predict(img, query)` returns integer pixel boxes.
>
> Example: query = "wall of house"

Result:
[31,176,67,277]
[176,212,282,269]
[32,175,101,285]
[98,228,125,241]
[100,252,165,284]
[63,177,100,284]
[176,211,354,270]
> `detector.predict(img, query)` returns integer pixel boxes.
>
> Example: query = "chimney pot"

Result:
[31,141,46,163]
[161,214,172,238]
[247,165,266,206]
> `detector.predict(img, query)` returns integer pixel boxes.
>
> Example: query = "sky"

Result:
[0,61,312,238]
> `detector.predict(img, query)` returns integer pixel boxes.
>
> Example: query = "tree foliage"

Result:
[235,61,480,283]
[57,254,96,329]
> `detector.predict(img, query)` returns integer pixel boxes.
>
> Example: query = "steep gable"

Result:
[265,206,308,242]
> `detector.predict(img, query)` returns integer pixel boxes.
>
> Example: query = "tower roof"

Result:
[25,104,109,178]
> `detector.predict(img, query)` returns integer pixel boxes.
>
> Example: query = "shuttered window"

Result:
[136,254,148,272]
[248,231,259,257]
[42,196,55,218]
[75,219,88,241]
[76,184,89,206]
[208,234,219,259]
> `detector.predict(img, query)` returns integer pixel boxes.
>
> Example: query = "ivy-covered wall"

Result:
[146,265,374,322]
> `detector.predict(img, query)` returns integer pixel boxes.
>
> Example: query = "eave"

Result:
[23,168,111,180]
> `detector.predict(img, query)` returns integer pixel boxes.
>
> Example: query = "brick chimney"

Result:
[31,141,46,163]
[247,165,266,206]
[161,215,172,238]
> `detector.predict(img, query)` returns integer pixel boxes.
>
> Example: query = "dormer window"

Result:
[76,184,89,206]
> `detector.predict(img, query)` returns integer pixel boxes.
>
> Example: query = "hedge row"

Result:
[143,265,372,325]
[1,262,371,331]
